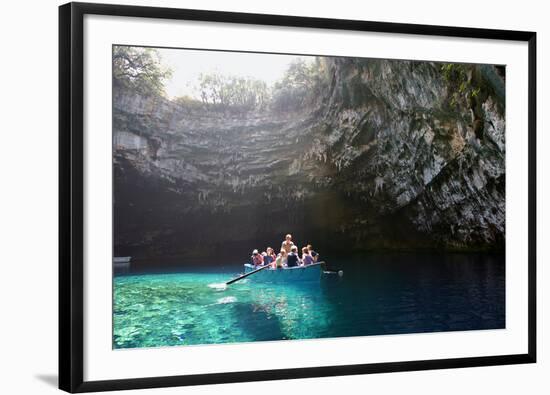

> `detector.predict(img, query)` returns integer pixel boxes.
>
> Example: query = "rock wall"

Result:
[113,57,505,261]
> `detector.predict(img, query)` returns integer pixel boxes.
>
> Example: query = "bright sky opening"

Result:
[157,48,314,99]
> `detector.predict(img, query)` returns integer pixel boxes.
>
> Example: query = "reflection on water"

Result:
[113,252,505,349]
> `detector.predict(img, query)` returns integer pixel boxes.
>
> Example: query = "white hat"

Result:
[252,249,259,254]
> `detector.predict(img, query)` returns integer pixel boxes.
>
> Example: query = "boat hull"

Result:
[243,262,322,283]
[114,256,132,274]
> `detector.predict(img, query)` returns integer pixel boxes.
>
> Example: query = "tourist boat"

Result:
[242,262,324,283]
[113,256,132,274]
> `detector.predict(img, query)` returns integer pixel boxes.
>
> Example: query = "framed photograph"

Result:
[59,2,536,392]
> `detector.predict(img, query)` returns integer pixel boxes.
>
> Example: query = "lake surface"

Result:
[113,253,505,349]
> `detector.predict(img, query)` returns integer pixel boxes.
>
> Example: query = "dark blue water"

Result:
[113,252,505,349]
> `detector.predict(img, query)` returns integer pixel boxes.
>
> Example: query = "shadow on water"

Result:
[226,280,334,342]
[230,302,285,341]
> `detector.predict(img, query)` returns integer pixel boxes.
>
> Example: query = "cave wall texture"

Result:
[113,57,505,262]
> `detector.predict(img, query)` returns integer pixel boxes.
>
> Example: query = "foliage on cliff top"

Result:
[177,57,330,114]
[113,46,173,97]
[194,73,270,112]
[270,58,330,112]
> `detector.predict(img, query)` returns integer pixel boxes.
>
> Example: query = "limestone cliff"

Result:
[113,57,505,260]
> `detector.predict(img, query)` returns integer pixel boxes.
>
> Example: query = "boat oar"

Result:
[320,261,343,276]
[226,264,271,285]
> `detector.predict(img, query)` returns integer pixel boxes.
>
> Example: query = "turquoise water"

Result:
[113,254,505,349]
[114,272,330,348]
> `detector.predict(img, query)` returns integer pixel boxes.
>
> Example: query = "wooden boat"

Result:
[113,256,132,274]
[242,262,323,283]
[113,256,131,264]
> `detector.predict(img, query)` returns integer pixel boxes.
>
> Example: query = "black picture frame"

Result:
[59,2,537,392]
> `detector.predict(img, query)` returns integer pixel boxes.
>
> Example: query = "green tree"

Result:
[196,73,269,112]
[113,46,172,96]
[271,57,329,112]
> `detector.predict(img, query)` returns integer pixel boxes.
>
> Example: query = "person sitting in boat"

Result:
[251,249,264,267]
[264,247,276,267]
[261,251,271,267]
[286,245,301,267]
[275,248,288,269]
[302,246,314,265]
[307,244,319,262]
[275,248,287,269]
[281,234,295,254]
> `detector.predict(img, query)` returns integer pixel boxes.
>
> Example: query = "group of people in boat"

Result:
[250,234,319,269]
